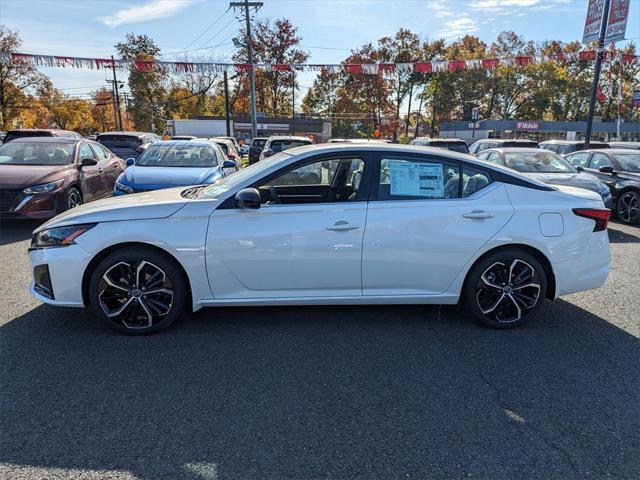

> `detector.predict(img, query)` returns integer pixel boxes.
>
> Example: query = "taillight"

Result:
[572,208,611,232]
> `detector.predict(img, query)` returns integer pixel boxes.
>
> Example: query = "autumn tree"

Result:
[115,33,167,132]
[233,18,309,116]
[0,25,47,129]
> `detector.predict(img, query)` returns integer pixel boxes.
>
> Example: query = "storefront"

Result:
[440,119,640,143]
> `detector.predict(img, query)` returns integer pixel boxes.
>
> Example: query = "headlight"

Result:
[115,179,133,194]
[23,179,64,194]
[31,223,96,249]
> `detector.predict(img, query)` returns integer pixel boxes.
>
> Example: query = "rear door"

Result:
[361,153,514,296]
[91,142,121,193]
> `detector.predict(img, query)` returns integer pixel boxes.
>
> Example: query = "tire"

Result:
[88,246,187,334]
[615,190,639,225]
[462,248,547,329]
[64,187,83,211]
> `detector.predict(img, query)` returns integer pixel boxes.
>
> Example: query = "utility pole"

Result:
[584,0,611,148]
[291,69,295,134]
[224,70,231,136]
[107,55,124,131]
[230,1,263,139]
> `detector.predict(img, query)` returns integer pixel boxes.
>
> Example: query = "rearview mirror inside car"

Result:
[235,188,261,209]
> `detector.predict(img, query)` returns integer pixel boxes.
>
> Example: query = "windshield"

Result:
[503,152,576,173]
[136,143,219,167]
[612,153,640,172]
[0,142,75,165]
[199,152,291,199]
[429,141,468,153]
[270,139,312,152]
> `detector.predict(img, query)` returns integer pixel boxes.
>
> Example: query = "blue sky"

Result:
[1,0,638,105]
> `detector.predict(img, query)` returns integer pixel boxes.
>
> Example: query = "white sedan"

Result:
[28,144,611,334]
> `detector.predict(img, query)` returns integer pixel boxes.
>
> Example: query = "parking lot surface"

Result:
[1,220,638,480]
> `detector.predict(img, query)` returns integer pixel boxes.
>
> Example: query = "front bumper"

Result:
[28,243,92,307]
[0,188,63,219]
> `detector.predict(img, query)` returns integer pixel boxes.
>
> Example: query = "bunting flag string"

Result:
[0,50,638,75]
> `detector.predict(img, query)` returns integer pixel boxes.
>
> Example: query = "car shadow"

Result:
[0,219,42,246]
[608,222,640,243]
[1,301,638,479]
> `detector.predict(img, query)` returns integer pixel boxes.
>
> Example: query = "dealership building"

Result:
[171,115,332,143]
[440,119,640,143]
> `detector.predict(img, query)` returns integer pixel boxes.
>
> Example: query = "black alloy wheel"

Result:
[65,187,83,210]
[615,190,639,225]
[89,247,187,334]
[463,249,547,328]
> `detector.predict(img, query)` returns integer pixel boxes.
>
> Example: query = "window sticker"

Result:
[388,161,444,197]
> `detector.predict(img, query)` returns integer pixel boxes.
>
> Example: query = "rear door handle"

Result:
[463,210,495,219]
[326,221,360,231]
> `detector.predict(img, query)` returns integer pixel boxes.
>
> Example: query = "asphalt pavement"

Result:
[0,219,638,480]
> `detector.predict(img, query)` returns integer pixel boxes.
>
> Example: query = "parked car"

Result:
[215,136,239,150]
[0,137,124,219]
[96,132,161,161]
[565,149,640,224]
[410,137,469,153]
[328,138,391,143]
[171,135,197,141]
[210,137,241,169]
[469,138,539,154]
[238,143,250,155]
[259,136,314,160]
[248,137,268,165]
[113,140,236,196]
[539,140,609,155]
[477,147,612,208]
[607,142,640,150]
[29,143,611,334]
[3,129,82,143]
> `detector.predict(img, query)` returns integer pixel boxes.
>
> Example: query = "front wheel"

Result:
[462,249,547,329]
[615,190,639,225]
[88,247,187,334]
[64,187,83,211]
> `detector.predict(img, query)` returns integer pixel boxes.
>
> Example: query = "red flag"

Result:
[448,60,466,72]
[596,84,606,103]
[414,62,432,73]
[482,58,500,70]
[344,64,363,74]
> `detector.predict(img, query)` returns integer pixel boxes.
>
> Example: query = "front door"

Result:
[585,152,616,190]
[206,154,368,299]
[77,142,102,201]
[362,154,514,296]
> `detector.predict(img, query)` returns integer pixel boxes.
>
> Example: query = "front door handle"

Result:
[463,210,495,219]
[326,221,360,231]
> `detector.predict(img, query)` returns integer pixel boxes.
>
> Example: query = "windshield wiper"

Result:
[180,185,206,199]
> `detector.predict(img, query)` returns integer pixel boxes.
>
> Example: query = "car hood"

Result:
[0,164,71,189]
[122,165,219,187]
[523,172,606,194]
[35,186,189,232]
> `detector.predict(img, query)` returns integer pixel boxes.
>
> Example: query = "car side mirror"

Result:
[126,158,135,167]
[80,157,97,167]
[575,166,584,172]
[234,188,261,209]
[223,160,237,169]
[598,166,614,174]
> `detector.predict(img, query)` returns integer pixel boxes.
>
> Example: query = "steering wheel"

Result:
[268,185,282,204]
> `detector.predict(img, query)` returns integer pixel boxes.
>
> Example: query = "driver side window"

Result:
[255,157,365,205]
[589,153,612,170]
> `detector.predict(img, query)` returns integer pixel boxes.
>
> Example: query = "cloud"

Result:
[437,15,480,41]
[102,0,196,27]
[469,0,541,10]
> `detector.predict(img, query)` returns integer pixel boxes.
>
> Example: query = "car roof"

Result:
[7,136,82,144]
[485,147,555,154]
[7,128,77,133]
[414,137,466,142]
[268,136,313,141]
[97,131,152,138]
[589,148,639,154]
[540,140,607,145]
[151,139,218,147]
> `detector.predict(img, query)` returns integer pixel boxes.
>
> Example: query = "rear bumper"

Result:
[552,230,611,297]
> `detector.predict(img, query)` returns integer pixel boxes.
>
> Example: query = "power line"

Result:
[175,7,231,55]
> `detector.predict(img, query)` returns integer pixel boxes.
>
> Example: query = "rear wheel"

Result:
[615,190,639,225]
[88,247,187,334]
[463,249,547,328]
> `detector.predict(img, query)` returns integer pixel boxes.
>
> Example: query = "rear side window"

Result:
[378,157,461,200]
[462,166,491,197]
[567,152,590,167]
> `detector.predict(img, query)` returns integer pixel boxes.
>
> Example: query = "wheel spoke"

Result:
[478,291,505,314]
[103,296,134,318]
